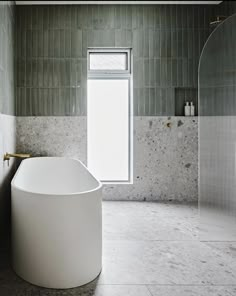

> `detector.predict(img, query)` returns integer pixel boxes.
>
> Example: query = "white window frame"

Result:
[88,48,131,75]
[87,48,133,184]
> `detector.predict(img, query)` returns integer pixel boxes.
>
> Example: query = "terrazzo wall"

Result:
[17,116,198,201]
[0,1,16,243]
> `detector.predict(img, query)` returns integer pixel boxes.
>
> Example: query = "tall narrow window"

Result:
[87,49,132,183]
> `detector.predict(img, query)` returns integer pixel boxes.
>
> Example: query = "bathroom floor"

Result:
[1,201,236,296]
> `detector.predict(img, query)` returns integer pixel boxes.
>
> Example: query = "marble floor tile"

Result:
[203,242,236,259]
[147,285,236,296]
[99,240,236,285]
[102,201,198,218]
[103,201,199,241]
[103,214,199,241]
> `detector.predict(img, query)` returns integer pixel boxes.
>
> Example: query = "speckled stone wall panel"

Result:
[16,116,87,164]
[104,116,198,201]
[16,116,198,201]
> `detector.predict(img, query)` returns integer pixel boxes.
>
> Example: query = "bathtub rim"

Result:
[11,157,103,197]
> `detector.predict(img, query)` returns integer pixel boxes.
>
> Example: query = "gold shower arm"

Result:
[3,153,31,161]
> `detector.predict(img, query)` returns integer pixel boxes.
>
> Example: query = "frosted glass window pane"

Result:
[88,79,129,181]
[89,53,127,71]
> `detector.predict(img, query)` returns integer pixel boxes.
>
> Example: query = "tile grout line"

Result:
[95,284,236,287]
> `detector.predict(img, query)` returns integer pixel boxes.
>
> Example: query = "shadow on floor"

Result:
[0,250,100,296]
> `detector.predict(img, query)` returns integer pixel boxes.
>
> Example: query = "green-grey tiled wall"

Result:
[0,1,15,115]
[16,5,213,116]
[199,1,236,116]
[215,0,236,17]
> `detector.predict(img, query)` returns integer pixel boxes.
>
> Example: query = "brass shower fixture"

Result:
[210,15,227,26]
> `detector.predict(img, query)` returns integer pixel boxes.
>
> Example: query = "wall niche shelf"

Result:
[174,87,198,116]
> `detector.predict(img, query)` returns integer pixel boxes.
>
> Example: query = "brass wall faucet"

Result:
[3,153,31,162]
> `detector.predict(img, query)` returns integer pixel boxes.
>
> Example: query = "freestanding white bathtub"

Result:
[11,157,102,289]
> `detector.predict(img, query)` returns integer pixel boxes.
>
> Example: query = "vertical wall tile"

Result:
[65,29,71,58]
[26,30,32,58]
[133,88,138,115]
[48,30,54,57]
[137,89,144,116]
[25,59,32,87]
[132,29,143,58]
[53,29,60,57]
[149,88,155,116]
[31,6,38,29]
[144,59,149,87]
[25,88,32,116]
[16,4,213,116]
[43,30,49,57]
[53,6,61,29]
[31,59,38,87]
[65,60,71,86]
[32,31,38,57]
[59,29,65,57]
[43,60,48,87]
[155,88,161,115]
[17,59,26,87]
[171,59,177,87]
[154,59,160,87]
[31,88,37,116]
[71,30,82,58]
[48,59,53,87]
[37,88,44,116]
[53,59,60,87]
[149,59,155,87]
[43,6,49,29]
[160,88,167,115]
[38,59,44,87]
[77,5,88,29]
[154,29,160,58]
[81,87,87,115]
[60,59,66,86]
[20,30,27,58]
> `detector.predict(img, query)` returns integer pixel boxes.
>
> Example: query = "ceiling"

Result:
[15,1,223,5]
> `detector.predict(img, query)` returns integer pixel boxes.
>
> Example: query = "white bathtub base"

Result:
[11,157,102,289]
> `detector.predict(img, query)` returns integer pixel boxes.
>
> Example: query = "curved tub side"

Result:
[12,184,102,288]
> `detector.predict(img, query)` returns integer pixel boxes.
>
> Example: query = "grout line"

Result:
[93,284,236,287]
[200,240,236,243]
[96,284,236,287]
[144,284,236,287]
[103,239,236,243]
[103,239,200,242]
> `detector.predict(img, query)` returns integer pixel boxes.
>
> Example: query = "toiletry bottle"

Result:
[184,102,190,116]
[190,102,195,116]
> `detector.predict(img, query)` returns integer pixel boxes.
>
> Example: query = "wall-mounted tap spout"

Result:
[3,153,31,161]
